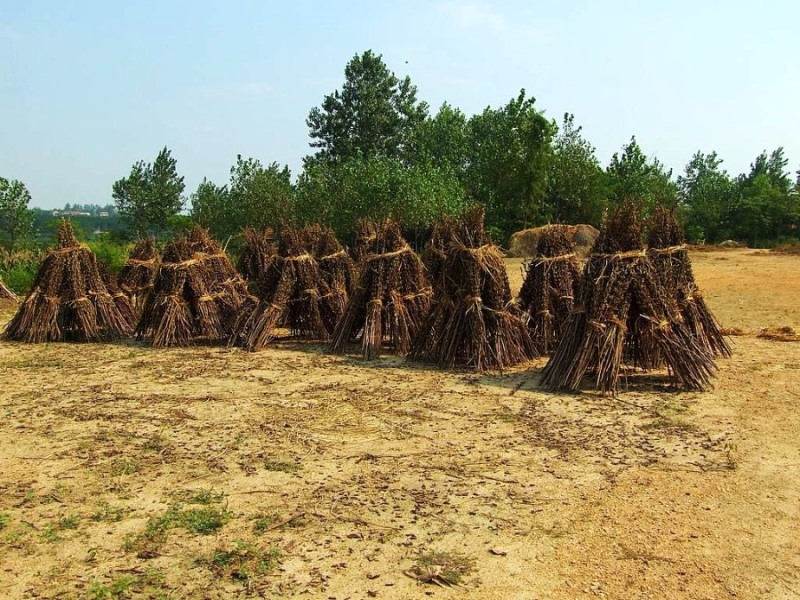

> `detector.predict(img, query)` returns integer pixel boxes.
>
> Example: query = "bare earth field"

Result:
[1,249,798,600]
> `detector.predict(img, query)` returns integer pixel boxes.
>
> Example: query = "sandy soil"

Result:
[0,249,798,599]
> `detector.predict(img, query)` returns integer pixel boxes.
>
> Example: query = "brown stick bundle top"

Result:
[3,220,135,343]
[229,224,344,351]
[517,225,582,356]
[136,225,250,348]
[331,220,432,359]
[409,206,535,371]
[541,202,718,395]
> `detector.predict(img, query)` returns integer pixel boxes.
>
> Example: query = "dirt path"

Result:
[0,249,798,599]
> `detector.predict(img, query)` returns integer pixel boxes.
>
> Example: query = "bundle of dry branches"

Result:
[3,220,135,342]
[647,206,732,359]
[136,225,251,348]
[349,218,378,266]
[0,276,16,305]
[541,203,718,395]
[117,237,158,312]
[517,225,582,355]
[314,225,357,329]
[409,207,535,371]
[237,228,276,297]
[421,216,457,293]
[331,220,432,359]
[230,225,334,351]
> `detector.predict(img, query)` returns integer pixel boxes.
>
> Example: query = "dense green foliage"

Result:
[112,147,186,238]
[2,47,798,281]
[0,177,35,249]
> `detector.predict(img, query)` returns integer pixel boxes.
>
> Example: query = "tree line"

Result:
[2,49,799,253]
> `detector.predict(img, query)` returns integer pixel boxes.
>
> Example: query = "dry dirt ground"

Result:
[1,249,798,600]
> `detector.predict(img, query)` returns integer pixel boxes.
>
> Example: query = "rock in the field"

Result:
[508,224,599,258]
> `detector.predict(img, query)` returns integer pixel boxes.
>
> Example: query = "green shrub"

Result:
[87,239,129,275]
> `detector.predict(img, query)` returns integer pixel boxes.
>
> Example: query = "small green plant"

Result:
[142,432,169,453]
[171,488,225,506]
[264,458,301,473]
[410,550,475,587]
[91,501,126,523]
[204,540,281,583]
[252,513,280,534]
[110,458,139,477]
[0,513,10,531]
[59,515,81,530]
[124,503,231,558]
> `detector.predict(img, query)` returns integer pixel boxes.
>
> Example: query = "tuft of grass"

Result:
[204,540,281,583]
[87,568,171,599]
[412,550,475,586]
[91,501,126,523]
[252,513,280,534]
[263,458,301,473]
[141,432,170,453]
[59,515,80,530]
[110,458,140,477]
[171,488,225,506]
[0,513,10,531]
[124,502,231,558]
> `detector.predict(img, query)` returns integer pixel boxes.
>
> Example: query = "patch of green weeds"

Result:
[86,568,170,599]
[110,458,140,477]
[124,499,231,558]
[252,513,280,534]
[263,458,301,473]
[203,540,281,583]
[412,550,475,586]
[91,501,126,523]
[171,488,225,506]
[59,515,80,529]
[0,513,10,531]
[141,432,170,453]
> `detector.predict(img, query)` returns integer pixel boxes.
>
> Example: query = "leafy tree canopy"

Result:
[112,147,185,238]
[606,136,678,213]
[546,113,608,226]
[306,50,428,164]
[465,89,555,239]
[0,177,35,250]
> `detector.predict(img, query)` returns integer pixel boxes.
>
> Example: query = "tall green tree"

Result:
[296,155,465,244]
[190,179,230,236]
[465,90,555,239]
[677,151,733,242]
[306,50,428,164]
[606,137,678,212]
[190,156,294,241]
[0,177,35,249]
[546,113,608,226]
[112,147,185,238]
[415,102,469,175]
[729,148,799,244]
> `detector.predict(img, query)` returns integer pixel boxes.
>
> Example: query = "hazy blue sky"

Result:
[2,1,799,209]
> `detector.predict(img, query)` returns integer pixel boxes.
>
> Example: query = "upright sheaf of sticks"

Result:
[3,220,135,342]
[0,277,17,304]
[230,225,334,351]
[409,208,536,371]
[136,226,250,348]
[237,227,276,297]
[314,225,358,329]
[117,237,158,312]
[541,203,718,395]
[647,207,732,359]
[331,220,432,359]
[517,226,582,355]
